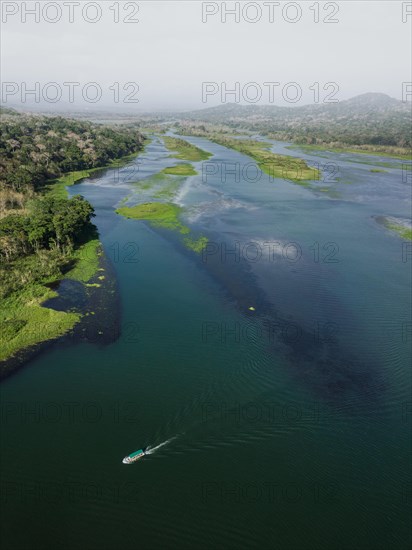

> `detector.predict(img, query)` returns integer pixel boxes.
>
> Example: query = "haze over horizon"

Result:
[1,1,411,111]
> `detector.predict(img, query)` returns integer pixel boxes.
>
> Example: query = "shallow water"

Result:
[1,136,411,549]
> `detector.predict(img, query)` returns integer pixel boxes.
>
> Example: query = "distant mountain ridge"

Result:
[182,93,410,119]
[175,93,411,149]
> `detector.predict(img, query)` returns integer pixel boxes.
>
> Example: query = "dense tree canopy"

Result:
[0,111,144,193]
[0,109,144,299]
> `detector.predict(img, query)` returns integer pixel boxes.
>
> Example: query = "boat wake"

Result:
[145,436,178,455]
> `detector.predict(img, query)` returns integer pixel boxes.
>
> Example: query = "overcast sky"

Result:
[1,1,411,111]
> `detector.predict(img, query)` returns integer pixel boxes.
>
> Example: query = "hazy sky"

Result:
[1,1,411,111]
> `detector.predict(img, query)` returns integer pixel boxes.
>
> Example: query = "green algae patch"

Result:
[162,164,197,176]
[183,236,209,253]
[116,202,190,234]
[0,285,80,363]
[370,168,387,173]
[64,239,101,282]
[385,222,412,240]
[211,137,319,183]
[163,137,212,161]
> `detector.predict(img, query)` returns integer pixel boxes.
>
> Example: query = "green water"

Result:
[1,136,411,549]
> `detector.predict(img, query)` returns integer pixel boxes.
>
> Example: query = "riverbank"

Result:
[0,241,121,380]
[0,238,100,377]
[0,145,149,376]
[287,143,412,161]
[45,143,151,199]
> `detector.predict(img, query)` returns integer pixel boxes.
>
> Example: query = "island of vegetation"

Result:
[0,109,144,372]
[206,135,319,184]
[116,202,208,253]
[384,219,412,241]
[162,164,197,176]
[163,136,212,162]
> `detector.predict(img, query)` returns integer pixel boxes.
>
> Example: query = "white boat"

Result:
[122,448,146,464]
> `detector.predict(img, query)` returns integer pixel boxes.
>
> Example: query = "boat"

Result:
[122,448,146,464]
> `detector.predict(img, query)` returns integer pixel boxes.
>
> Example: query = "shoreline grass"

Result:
[0,284,81,363]
[287,144,412,161]
[0,142,152,367]
[0,237,103,365]
[45,140,151,199]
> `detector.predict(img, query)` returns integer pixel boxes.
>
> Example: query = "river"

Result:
[1,135,411,549]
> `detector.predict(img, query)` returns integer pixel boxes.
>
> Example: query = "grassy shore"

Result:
[0,236,105,364]
[211,137,319,184]
[287,144,412,161]
[0,284,81,363]
[163,136,212,161]
[1,143,150,368]
[46,146,150,199]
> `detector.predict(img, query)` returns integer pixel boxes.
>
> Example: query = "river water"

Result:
[1,136,411,549]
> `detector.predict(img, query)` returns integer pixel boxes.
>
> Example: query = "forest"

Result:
[0,109,144,299]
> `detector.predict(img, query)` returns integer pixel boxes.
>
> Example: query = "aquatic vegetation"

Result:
[163,136,212,161]
[133,172,167,191]
[133,168,190,200]
[385,222,412,240]
[162,164,197,176]
[183,236,209,253]
[64,239,101,282]
[0,284,80,363]
[116,202,190,234]
[153,179,183,200]
[211,136,319,183]
[370,168,387,173]
[117,203,209,254]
